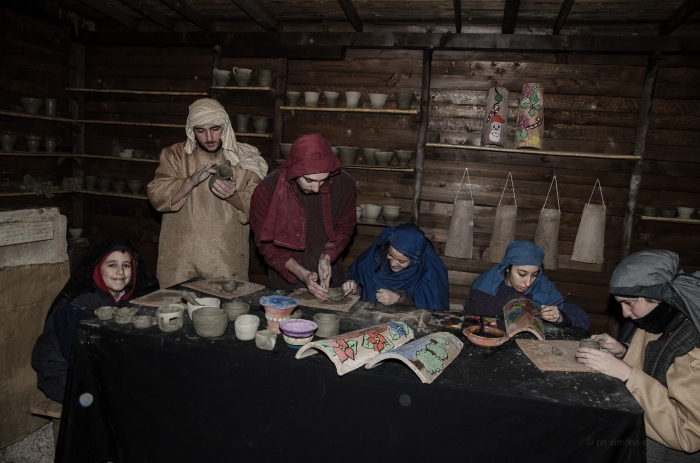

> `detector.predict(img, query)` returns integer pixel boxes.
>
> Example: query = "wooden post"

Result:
[620,53,661,260]
[69,42,85,229]
[411,47,432,226]
[211,44,222,99]
[273,58,288,161]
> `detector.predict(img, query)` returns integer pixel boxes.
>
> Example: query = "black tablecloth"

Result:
[56,286,645,463]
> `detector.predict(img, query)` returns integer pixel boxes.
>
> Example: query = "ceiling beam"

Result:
[502,0,520,34]
[337,0,362,32]
[230,0,278,31]
[75,0,139,30]
[553,0,575,35]
[158,0,213,31]
[453,0,462,33]
[659,0,700,35]
[117,0,177,30]
[8,0,96,31]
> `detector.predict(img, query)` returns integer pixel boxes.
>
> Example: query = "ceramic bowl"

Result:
[323,91,340,108]
[155,304,185,332]
[280,319,317,337]
[112,181,127,194]
[678,207,694,219]
[661,208,676,218]
[345,91,362,108]
[579,338,601,350]
[113,306,139,324]
[279,143,293,159]
[68,228,83,239]
[642,206,657,216]
[255,329,277,350]
[94,306,114,321]
[222,301,250,321]
[133,315,155,329]
[395,150,414,167]
[127,180,142,195]
[368,93,388,109]
[304,91,320,107]
[282,333,314,350]
[20,97,43,115]
[463,325,509,347]
[192,307,228,338]
[394,91,414,110]
[286,91,301,106]
[234,314,260,341]
[313,313,340,338]
[374,151,394,167]
[186,296,221,319]
[364,204,382,222]
[382,205,401,225]
[221,280,238,292]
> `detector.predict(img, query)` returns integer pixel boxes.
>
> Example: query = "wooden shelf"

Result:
[0,110,75,123]
[426,142,641,160]
[281,106,419,115]
[66,88,208,96]
[273,158,413,172]
[0,151,160,162]
[640,215,700,224]
[0,190,65,197]
[357,219,403,227]
[212,86,274,92]
[79,190,149,200]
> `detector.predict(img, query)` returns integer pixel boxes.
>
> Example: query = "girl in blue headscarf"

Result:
[344,224,449,310]
[464,240,590,330]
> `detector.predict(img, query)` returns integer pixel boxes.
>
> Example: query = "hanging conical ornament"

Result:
[445,168,474,259]
[534,176,561,270]
[572,179,606,264]
[487,173,517,264]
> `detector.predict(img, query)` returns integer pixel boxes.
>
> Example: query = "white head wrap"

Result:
[185,98,268,180]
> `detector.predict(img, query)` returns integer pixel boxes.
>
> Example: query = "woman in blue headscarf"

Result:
[343,224,449,310]
[464,240,589,330]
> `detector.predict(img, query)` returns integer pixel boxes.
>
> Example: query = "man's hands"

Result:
[210,178,237,200]
[171,162,216,206]
[318,254,332,290]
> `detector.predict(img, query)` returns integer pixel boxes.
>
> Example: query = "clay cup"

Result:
[235,314,260,341]
[255,329,277,350]
[94,306,114,321]
[222,301,250,321]
[133,315,155,329]
[313,313,340,338]
[156,305,185,332]
[221,280,238,292]
[192,307,229,338]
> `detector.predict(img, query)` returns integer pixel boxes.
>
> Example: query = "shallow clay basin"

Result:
[463,325,509,347]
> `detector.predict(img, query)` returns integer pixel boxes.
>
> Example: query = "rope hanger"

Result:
[498,172,516,207]
[587,179,605,208]
[454,167,474,203]
[542,175,560,211]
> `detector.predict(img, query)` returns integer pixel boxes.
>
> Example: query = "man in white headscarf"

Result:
[148,98,268,288]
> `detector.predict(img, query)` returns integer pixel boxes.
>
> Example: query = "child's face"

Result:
[100,250,133,296]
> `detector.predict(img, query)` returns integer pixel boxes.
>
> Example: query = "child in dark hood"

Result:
[31,238,158,403]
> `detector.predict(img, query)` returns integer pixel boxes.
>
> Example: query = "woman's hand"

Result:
[540,305,563,323]
[591,333,628,358]
[376,289,400,305]
[575,348,633,381]
[342,280,358,294]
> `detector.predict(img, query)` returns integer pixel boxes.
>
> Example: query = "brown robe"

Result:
[147,142,262,288]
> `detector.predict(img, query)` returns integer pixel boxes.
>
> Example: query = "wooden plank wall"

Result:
[0,7,74,225]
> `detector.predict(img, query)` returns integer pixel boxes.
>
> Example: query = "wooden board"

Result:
[30,398,62,419]
[181,278,265,299]
[516,339,598,373]
[289,289,360,313]
[130,289,183,308]
[0,221,53,247]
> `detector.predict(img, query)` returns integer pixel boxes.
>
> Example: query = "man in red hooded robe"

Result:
[250,134,356,301]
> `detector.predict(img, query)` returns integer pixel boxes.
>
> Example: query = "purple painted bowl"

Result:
[279,319,317,337]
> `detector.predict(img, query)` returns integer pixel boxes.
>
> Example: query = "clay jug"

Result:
[213,68,231,86]
[232,67,252,87]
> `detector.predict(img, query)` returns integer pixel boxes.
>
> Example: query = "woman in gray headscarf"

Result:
[576,250,700,462]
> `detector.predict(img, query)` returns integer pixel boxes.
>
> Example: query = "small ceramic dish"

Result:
[463,325,509,347]
[280,319,317,349]
[221,280,238,292]
[282,333,314,350]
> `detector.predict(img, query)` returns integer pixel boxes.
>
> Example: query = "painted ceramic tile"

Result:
[515,83,544,149]
[295,322,414,375]
[503,296,545,340]
[365,332,464,384]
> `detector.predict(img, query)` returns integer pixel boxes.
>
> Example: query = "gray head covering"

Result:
[609,250,700,331]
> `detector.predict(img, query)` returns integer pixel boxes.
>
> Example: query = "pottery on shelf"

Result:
[382,205,401,225]
[259,295,299,334]
[678,207,694,219]
[313,313,340,338]
[295,322,415,376]
[113,306,138,324]
[186,296,220,319]
[127,180,142,195]
[374,151,394,167]
[234,314,260,341]
[20,97,43,115]
[236,114,250,133]
[44,137,58,153]
[221,280,238,292]
[394,91,414,110]
[364,204,382,222]
[427,130,441,143]
[345,91,361,108]
[112,181,126,194]
[192,307,228,338]
[132,149,145,159]
[356,206,363,221]
[304,91,320,108]
[233,67,253,87]
[463,325,509,347]
[363,148,380,166]
[253,117,269,134]
[579,338,601,350]
[255,329,277,350]
[119,149,134,158]
[213,68,231,86]
[111,146,123,157]
[330,147,338,155]
[642,206,657,216]
[1,134,17,152]
[359,204,367,220]
[133,315,155,329]
[279,143,293,159]
[25,135,42,152]
[395,150,414,167]
[96,178,111,193]
[323,91,340,108]
[286,91,301,106]
[155,304,185,332]
[280,319,318,350]
[368,93,388,109]
[94,306,113,321]
[256,69,273,87]
[661,208,676,218]
[84,176,97,191]
[44,98,57,117]
[68,228,83,239]
[222,301,250,321]
[337,146,358,166]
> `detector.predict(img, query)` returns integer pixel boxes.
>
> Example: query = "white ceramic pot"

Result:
[369,93,388,109]
[304,91,320,107]
[678,207,694,219]
[364,204,382,222]
[345,91,361,108]
[235,314,260,341]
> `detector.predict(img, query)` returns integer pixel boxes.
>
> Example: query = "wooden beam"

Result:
[659,0,700,35]
[453,0,462,33]
[337,0,362,32]
[230,0,278,31]
[411,47,432,227]
[273,58,288,160]
[158,0,213,31]
[75,0,139,30]
[69,42,85,230]
[620,53,661,260]
[502,0,520,34]
[117,0,177,30]
[9,0,95,32]
[553,0,575,35]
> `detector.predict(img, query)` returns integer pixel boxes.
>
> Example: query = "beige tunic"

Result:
[147,142,261,288]
[624,328,700,452]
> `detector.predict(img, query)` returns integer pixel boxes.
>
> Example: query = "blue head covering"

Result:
[348,224,449,310]
[470,240,564,308]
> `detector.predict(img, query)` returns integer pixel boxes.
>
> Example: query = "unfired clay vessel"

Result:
[304,91,320,107]
[394,91,414,110]
[1,134,17,152]
[222,301,250,321]
[395,150,414,168]
[368,93,388,109]
[579,338,601,350]
[286,92,301,106]
[345,91,361,108]
[374,151,394,167]
[133,315,155,329]
[156,304,184,332]
[213,68,231,86]
[192,307,228,338]
[382,205,401,225]
[363,148,380,166]
[323,91,339,108]
[233,67,252,87]
[364,204,382,222]
[112,181,126,194]
[113,306,138,324]
[186,296,220,319]
[234,314,259,340]
[94,306,114,321]
[221,280,238,292]
[255,329,277,350]
[313,313,340,338]
[208,161,233,192]
[256,69,273,87]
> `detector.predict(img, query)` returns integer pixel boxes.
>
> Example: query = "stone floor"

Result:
[0,424,54,463]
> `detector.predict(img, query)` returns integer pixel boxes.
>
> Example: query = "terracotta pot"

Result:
[222,301,250,321]
[192,307,228,338]
[304,91,320,107]
[286,92,301,106]
[20,97,43,115]
[234,314,260,340]
[463,325,509,347]
[374,151,394,167]
[156,305,184,332]
[259,295,299,334]
[394,91,414,110]
[313,313,340,338]
[337,146,358,166]
[255,329,277,350]
[395,150,414,167]
[323,91,340,108]
[368,93,388,109]
[232,67,252,87]
[344,91,361,108]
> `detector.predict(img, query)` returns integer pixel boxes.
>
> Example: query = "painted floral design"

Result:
[521,84,534,99]
[362,332,394,352]
[387,321,409,340]
[321,339,357,363]
[517,114,530,131]
[517,84,542,142]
